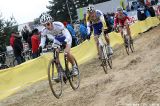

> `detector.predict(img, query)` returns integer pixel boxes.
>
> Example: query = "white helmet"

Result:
[87,4,95,12]
[40,13,53,25]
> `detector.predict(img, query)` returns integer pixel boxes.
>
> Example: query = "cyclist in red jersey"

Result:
[114,7,133,42]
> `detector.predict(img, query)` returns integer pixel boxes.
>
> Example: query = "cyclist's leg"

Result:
[104,28,113,55]
[64,44,75,66]
[65,44,78,75]
[92,22,102,57]
[94,35,100,57]
[119,26,124,39]
[124,20,133,40]
[104,33,110,45]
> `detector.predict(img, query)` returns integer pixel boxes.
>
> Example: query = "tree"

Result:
[0,14,18,48]
[47,0,78,23]
[33,18,40,25]
[0,13,4,36]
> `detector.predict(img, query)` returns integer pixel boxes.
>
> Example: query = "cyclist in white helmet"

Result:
[86,4,113,58]
[39,13,78,76]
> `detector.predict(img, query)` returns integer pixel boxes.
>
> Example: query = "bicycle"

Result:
[48,42,80,99]
[12,50,31,66]
[0,52,9,70]
[121,26,134,55]
[97,33,112,74]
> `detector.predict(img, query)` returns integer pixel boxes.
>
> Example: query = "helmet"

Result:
[117,7,123,12]
[87,4,95,12]
[40,13,53,25]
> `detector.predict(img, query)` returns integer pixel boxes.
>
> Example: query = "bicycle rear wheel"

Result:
[130,40,134,53]
[48,59,63,99]
[100,46,108,74]
[68,58,80,90]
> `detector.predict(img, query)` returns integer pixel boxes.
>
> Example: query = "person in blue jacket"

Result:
[79,20,88,41]
[66,22,77,47]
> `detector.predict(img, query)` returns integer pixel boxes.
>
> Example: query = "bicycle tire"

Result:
[130,41,134,53]
[100,46,108,74]
[104,45,112,69]
[107,55,112,69]
[124,35,130,55]
[68,58,80,90]
[0,64,9,69]
[48,59,63,99]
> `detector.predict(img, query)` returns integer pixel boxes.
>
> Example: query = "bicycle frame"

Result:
[97,34,108,59]
[52,45,68,78]
[122,26,129,39]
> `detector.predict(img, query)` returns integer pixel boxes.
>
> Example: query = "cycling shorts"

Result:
[92,22,103,35]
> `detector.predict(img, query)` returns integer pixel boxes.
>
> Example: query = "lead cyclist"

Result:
[86,4,113,58]
[39,13,78,76]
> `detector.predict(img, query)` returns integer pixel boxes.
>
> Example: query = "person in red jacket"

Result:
[10,32,16,48]
[31,28,40,59]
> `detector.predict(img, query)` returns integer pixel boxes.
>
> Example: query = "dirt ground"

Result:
[0,25,160,106]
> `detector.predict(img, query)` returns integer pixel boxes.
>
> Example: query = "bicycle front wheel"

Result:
[68,58,80,90]
[48,59,63,99]
[124,35,130,55]
[107,55,112,69]
[100,46,108,74]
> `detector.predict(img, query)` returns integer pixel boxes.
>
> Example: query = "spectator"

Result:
[21,26,29,42]
[10,32,15,48]
[79,20,88,41]
[27,31,33,49]
[0,33,7,53]
[66,22,77,47]
[13,32,25,65]
[31,28,40,59]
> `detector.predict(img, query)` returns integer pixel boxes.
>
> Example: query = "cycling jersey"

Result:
[114,12,130,27]
[40,22,72,48]
[86,10,108,35]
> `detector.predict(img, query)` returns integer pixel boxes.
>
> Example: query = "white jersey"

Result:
[40,22,72,48]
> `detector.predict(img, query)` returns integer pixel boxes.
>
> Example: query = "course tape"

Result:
[0,17,159,100]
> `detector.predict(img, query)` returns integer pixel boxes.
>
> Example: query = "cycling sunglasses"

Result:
[47,22,51,26]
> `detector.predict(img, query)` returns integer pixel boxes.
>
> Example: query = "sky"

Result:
[0,0,49,24]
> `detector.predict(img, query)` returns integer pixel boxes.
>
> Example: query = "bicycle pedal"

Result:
[63,76,67,84]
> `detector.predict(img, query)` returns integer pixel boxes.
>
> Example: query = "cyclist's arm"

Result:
[39,29,47,48]
[86,13,91,35]
[114,15,118,28]
[100,14,108,30]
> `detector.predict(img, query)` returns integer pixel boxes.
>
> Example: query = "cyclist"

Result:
[86,4,113,58]
[39,13,78,76]
[114,7,133,43]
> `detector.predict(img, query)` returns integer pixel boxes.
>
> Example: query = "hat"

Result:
[13,32,22,38]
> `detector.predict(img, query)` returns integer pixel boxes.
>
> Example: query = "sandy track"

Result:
[0,25,160,106]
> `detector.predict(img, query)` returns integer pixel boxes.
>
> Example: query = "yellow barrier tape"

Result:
[0,17,160,100]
